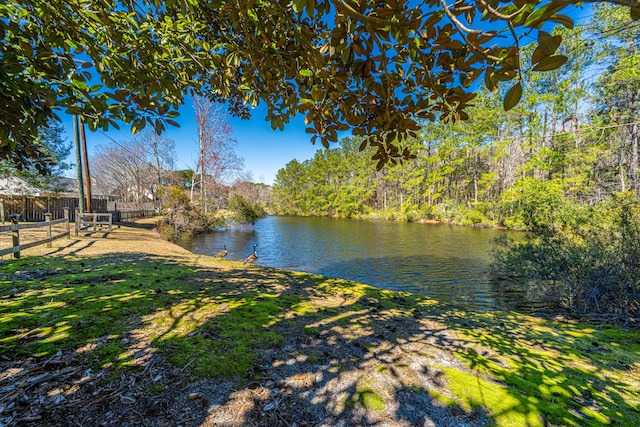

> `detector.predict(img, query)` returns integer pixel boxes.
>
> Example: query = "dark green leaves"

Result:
[533,55,568,72]
[538,31,562,55]
[503,82,522,111]
[0,0,615,170]
[524,3,567,28]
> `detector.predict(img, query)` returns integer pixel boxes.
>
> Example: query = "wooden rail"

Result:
[0,209,70,259]
[111,209,155,222]
[75,211,113,235]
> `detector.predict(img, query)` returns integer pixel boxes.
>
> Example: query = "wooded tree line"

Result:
[272,5,640,231]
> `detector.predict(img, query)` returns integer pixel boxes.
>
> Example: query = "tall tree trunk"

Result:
[190,172,196,203]
[631,120,639,195]
[150,135,163,207]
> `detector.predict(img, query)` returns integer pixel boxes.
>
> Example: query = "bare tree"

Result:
[140,128,176,203]
[92,141,151,204]
[91,132,175,207]
[192,95,244,213]
[231,177,273,208]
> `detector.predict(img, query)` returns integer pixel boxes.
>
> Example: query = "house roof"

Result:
[0,176,42,196]
[44,176,78,194]
[0,175,121,200]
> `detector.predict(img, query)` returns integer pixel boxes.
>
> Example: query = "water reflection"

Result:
[178,215,540,312]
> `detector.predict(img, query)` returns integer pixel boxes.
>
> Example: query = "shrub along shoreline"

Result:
[0,218,638,426]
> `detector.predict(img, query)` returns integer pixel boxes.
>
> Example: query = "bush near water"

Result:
[491,193,640,319]
[155,186,264,240]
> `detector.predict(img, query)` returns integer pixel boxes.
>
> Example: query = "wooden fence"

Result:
[107,201,155,212]
[0,209,71,258]
[0,197,157,224]
[0,196,107,222]
[76,212,113,235]
[112,209,156,222]
[0,204,156,259]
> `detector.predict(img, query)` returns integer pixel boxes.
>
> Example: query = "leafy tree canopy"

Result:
[2,0,639,170]
[0,118,70,177]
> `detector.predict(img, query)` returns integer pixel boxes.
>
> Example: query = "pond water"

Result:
[177,215,537,312]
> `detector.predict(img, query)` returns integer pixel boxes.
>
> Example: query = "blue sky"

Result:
[61,97,323,186]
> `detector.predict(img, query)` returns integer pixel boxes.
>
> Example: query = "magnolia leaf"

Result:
[495,69,517,81]
[299,69,314,77]
[524,2,563,28]
[484,69,498,93]
[131,118,146,134]
[153,119,165,134]
[538,31,560,56]
[533,55,568,71]
[500,54,520,71]
[548,14,574,29]
[531,47,547,65]
[311,85,323,102]
[107,118,120,129]
[524,5,549,27]
[292,0,306,13]
[503,82,522,111]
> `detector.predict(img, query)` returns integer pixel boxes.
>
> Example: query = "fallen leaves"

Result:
[0,351,100,426]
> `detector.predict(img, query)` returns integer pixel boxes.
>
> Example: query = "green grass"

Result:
[0,255,294,376]
[1,253,639,426]
[442,310,640,426]
[346,386,385,411]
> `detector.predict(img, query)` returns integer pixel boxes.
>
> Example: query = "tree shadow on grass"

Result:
[0,253,638,426]
[203,281,639,427]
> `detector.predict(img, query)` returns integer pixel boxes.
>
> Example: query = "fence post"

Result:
[63,207,70,239]
[0,199,4,223]
[75,208,79,236]
[45,213,52,248]
[10,214,20,259]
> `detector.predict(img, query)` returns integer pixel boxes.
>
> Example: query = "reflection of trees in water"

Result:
[181,216,557,313]
[323,254,547,313]
[490,278,560,313]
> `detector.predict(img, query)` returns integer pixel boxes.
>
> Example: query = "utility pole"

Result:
[74,115,86,214]
[80,118,92,213]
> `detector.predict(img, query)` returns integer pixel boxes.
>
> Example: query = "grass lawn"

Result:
[0,220,638,426]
